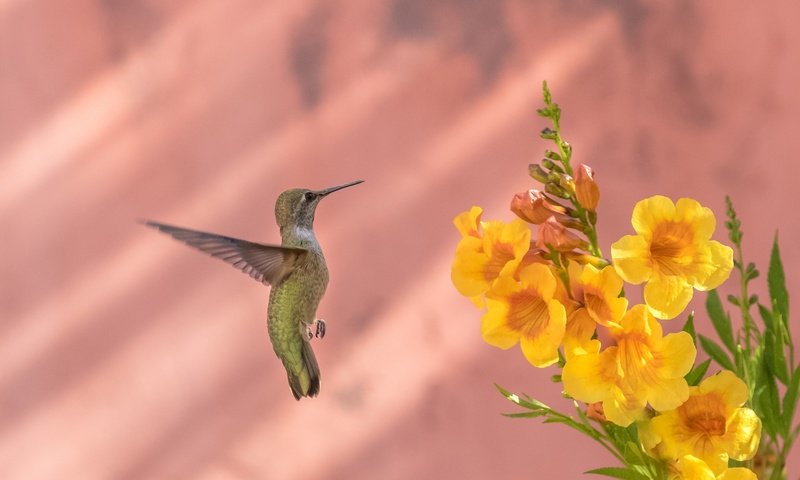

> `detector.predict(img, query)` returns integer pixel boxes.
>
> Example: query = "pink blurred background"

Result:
[2,1,799,479]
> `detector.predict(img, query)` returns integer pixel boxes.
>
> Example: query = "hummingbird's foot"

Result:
[315,319,326,339]
[302,323,314,341]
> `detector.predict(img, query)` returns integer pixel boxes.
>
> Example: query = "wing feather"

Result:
[144,221,306,285]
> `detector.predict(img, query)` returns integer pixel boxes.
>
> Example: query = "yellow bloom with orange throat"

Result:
[611,196,733,319]
[562,304,696,426]
[640,371,762,476]
[669,455,757,480]
[561,263,627,360]
[451,207,531,300]
[482,263,566,367]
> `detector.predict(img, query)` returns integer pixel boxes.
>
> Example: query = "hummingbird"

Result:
[144,179,364,400]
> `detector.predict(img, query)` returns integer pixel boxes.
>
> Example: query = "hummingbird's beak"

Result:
[315,179,364,197]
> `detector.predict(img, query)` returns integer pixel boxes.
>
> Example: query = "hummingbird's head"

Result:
[274,180,364,229]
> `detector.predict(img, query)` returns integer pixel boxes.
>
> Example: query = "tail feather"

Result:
[287,342,321,400]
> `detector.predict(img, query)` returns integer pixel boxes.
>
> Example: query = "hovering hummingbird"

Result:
[144,179,364,400]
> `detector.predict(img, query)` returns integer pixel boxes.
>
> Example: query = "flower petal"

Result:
[658,331,697,379]
[563,349,616,404]
[564,308,601,359]
[698,371,749,407]
[675,198,716,242]
[632,195,675,236]
[611,234,653,284]
[602,387,647,427]
[675,455,717,480]
[644,275,694,319]
[694,241,733,291]
[518,299,566,367]
[648,376,690,413]
[481,298,519,349]
[723,408,762,461]
[718,468,758,480]
[453,206,482,237]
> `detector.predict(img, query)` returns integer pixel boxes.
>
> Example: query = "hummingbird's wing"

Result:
[143,221,307,286]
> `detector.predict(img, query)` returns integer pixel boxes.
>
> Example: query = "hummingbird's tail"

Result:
[287,342,321,400]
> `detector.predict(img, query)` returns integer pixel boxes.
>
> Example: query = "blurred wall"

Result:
[1,1,799,479]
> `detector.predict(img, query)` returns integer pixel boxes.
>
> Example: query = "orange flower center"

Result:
[506,291,549,339]
[617,334,659,387]
[584,288,613,324]
[650,221,695,275]
[680,393,727,437]
[483,243,515,280]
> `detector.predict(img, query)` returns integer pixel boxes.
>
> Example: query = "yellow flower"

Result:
[611,196,734,319]
[562,304,696,426]
[669,455,757,480]
[560,263,626,359]
[482,263,566,367]
[568,263,628,328]
[563,308,601,360]
[451,207,531,300]
[640,371,762,476]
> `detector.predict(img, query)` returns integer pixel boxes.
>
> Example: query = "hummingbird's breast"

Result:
[267,227,329,344]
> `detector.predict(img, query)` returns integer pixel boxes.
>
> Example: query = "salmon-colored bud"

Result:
[536,216,588,252]
[511,189,569,224]
[575,164,600,211]
[586,402,606,422]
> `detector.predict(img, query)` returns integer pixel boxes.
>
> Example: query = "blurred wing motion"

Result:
[143,221,307,285]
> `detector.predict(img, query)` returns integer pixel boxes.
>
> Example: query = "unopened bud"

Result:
[545,183,570,199]
[540,127,557,140]
[529,164,550,184]
[586,402,606,422]
[575,164,600,211]
[536,216,589,252]
[541,158,564,174]
[511,189,567,224]
[544,150,561,161]
[558,174,575,195]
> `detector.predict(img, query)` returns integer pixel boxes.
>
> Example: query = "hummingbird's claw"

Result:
[303,323,314,341]
[315,319,326,339]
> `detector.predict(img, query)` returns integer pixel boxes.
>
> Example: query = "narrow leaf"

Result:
[699,335,735,371]
[782,366,800,436]
[681,312,696,344]
[755,366,781,437]
[764,331,789,385]
[706,290,735,352]
[758,304,775,332]
[768,234,789,326]
[501,411,547,419]
[585,467,649,480]
[685,358,711,386]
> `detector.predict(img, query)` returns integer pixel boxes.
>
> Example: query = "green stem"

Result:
[545,409,627,465]
[735,242,755,353]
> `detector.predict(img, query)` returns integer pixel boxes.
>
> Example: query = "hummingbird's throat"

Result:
[287,225,318,246]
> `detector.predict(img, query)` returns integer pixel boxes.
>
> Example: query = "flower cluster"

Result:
[449,82,779,479]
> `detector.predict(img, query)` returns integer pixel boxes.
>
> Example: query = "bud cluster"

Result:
[510,81,602,265]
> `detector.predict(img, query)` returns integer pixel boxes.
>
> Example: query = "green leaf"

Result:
[782,366,800,436]
[706,290,735,352]
[585,467,649,480]
[767,234,789,326]
[501,411,547,419]
[764,331,789,385]
[699,335,735,371]
[754,366,781,437]
[495,384,550,411]
[681,312,696,344]
[758,304,775,332]
[685,358,711,386]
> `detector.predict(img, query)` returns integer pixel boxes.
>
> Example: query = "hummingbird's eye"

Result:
[303,192,316,202]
